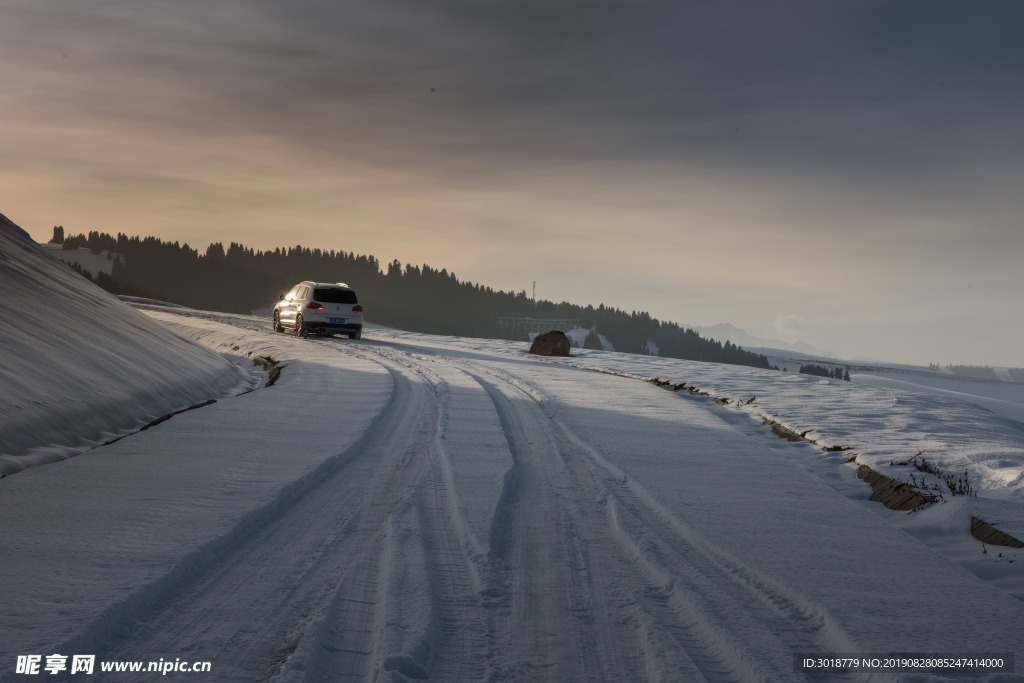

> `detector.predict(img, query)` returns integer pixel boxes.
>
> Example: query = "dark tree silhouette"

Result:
[583,329,603,350]
[61,230,774,370]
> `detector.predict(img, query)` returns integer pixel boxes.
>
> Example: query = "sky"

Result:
[1,0,1022,366]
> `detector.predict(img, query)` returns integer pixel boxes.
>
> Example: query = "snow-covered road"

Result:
[3,305,1024,682]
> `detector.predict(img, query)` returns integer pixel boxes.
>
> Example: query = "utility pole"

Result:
[532,281,536,301]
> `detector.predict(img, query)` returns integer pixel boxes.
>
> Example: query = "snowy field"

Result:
[2,299,1024,681]
[4,226,1024,681]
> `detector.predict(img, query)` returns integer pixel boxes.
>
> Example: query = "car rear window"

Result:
[313,288,358,304]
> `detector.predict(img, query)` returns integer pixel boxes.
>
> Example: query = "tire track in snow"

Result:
[327,339,869,682]
[556,426,899,683]
[78,353,438,683]
[361,342,721,681]
[296,348,442,683]
[464,361,876,683]
[468,370,650,683]
[415,465,490,680]
[40,362,402,682]
[359,344,631,681]
[406,352,493,680]
[300,453,425,682]
[320,344,496,682]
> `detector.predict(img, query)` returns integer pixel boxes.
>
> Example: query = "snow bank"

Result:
[0,309,394,668]
[558,353,1024,500]
[0,214,249,475]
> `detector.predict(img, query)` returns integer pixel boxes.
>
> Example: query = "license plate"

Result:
[329,318,346,324]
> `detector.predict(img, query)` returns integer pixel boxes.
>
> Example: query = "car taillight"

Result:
[352,305,363,312]
[307,302,323,309]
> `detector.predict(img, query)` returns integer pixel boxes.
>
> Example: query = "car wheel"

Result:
[349,331,361,340]
[296,315,307,338]
[273,311,282,333]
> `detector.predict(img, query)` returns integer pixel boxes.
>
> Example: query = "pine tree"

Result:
[583,329,603,350]
[50,225,64,244]
[800,364,831,377]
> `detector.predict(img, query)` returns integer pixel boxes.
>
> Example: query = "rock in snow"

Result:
[529,329,571,356]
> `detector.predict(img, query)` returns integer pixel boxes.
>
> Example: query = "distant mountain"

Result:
[682,323,837,359]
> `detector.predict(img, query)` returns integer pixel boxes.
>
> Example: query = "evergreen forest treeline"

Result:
[56,229,772,369]
[926,364,1024,383]
[799,364,850,381]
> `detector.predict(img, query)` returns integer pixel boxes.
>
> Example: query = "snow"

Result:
[564,325,614,351]
[344,328,1024,597]
[563,326,590,348]
[853,371,1024,424]
[507,346,1024,590]
[0,309,392,666]
[38,242,119,276]
[2,281,1024,680]
[0,217,251,476]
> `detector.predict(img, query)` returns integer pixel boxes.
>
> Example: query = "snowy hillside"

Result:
[0,214,251,475]
[38,242,118,276]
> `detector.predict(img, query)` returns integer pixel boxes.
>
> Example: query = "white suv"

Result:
[273,282,363,339]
